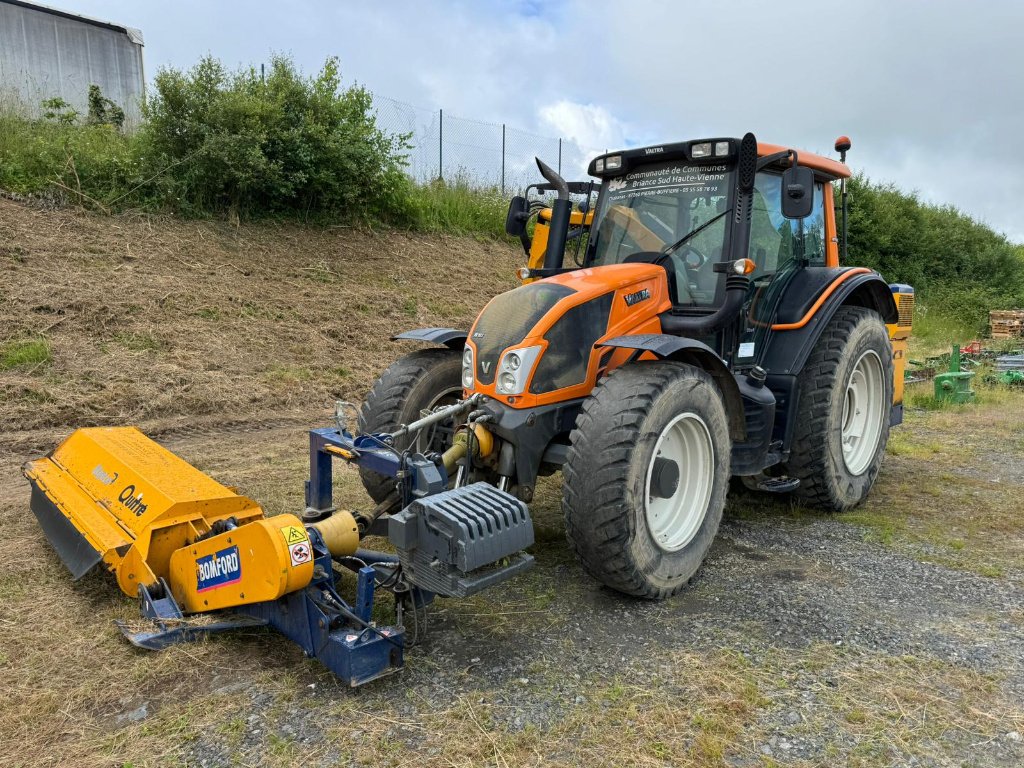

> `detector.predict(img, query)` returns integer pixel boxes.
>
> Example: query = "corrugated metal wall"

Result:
[0,0,144,125]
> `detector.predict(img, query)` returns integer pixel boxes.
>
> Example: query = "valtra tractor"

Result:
[361,132,913,597]
[25,132,912,685]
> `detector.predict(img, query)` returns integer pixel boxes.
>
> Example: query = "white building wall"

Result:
[0,0,144,125]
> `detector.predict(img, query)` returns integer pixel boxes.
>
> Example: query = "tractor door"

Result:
[735,171,827,368]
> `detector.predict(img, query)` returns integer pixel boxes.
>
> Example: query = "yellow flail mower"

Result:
[24,400,533,687]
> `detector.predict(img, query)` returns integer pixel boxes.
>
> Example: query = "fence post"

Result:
[438,109,443,182]
[501,124,506,195]
[558,138,562,175]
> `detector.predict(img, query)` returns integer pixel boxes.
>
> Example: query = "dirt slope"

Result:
[0,197,522,448]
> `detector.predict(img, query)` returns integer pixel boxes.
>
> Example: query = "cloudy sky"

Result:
[61,0,1024,242]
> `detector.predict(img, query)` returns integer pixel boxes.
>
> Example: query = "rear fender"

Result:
[600,334,746,441]
[391,328,467,349]
[759,271,898,375]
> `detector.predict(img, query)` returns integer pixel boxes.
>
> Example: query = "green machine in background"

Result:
[934,345,976,404]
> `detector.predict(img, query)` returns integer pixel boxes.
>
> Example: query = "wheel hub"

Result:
[650,457,680,499]
[644,412,715,553]
[841,350,886,475]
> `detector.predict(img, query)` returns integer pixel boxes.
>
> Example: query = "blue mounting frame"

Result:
[303,426,448,518]
[119,527,406,687]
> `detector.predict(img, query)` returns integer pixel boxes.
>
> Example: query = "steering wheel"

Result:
[675,244,710,272]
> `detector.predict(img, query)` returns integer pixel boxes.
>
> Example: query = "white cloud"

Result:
[537,100,626,152]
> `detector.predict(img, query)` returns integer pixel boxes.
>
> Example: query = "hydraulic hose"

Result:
[659,274,750,336]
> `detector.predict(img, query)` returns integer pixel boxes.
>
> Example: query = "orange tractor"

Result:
[361,133,913,598]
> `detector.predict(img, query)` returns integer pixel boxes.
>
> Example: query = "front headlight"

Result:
[462,346,474,388]
[495,345,542,395]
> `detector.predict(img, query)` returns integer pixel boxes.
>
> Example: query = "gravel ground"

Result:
[156,422,1024,768]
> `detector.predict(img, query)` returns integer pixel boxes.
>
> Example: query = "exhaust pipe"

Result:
[535,157,571,271]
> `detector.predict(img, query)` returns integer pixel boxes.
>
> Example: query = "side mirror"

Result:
[781,165,815,219]
[505,195,528,237]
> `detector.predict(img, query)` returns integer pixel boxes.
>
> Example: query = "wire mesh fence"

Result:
[373,94,604,194]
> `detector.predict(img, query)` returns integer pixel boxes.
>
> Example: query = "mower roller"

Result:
[27,131,915,684]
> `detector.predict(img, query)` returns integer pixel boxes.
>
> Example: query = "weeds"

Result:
[0,337,51,370]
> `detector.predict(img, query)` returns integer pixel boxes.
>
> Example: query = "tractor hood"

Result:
[465,263,671,402]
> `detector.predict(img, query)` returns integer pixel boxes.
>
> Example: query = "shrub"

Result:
[141,55,411,219]
[86,84,125,128]
[844,175,1024,333]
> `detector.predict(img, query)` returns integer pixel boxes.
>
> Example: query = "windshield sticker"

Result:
[607,164,729,202]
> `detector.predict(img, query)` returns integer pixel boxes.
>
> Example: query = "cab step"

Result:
[757,476,800,493]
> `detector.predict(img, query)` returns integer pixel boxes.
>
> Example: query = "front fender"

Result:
[391,327,467,349]
[600,334,745,441]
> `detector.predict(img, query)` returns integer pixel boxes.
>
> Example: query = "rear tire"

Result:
[358,348,463,503]
[562,361,731,599]
[786,306,893,511]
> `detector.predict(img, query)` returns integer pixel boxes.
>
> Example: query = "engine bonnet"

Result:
[468,263,668,392]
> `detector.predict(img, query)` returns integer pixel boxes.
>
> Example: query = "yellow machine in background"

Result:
[505,178,597,284]
[522,207,594,282]
[887,285,915,409]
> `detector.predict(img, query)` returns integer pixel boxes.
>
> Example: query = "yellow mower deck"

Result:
[24,427,272,597]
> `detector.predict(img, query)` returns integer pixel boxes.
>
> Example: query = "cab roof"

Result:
[757,142,850,180]
[588,137,851,181]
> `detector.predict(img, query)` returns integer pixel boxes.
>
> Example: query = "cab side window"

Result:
[748,172,826,276]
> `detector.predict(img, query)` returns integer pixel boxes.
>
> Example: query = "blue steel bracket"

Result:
[304,426,448,518]
[120,533,405,687]
[238,531,404,686]
[117,578,268,651]
[304,427,403,518]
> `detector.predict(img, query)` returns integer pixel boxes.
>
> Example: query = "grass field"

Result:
[1,198,1022,767]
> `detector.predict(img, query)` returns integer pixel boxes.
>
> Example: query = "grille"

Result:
[897,293,915,327]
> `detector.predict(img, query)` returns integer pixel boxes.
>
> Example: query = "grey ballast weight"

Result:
[389,482,535,598]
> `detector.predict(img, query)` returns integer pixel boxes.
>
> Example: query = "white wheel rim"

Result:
[644,413,715,553]
[841,350,886,475]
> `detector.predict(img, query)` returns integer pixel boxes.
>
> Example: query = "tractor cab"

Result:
[579,137,852,371]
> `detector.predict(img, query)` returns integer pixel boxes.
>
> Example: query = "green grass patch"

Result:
[402,177,508,237]
[264,365,313,383]
[840,510,906,546]
[113,331,163,352]
[0,338,51,370]
[908,304,983,357]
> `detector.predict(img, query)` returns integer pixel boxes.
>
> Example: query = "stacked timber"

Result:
[989,310,1024,339]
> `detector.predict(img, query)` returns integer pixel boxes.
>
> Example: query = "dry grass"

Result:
[0,197,522,451]
[841,379,1024,577]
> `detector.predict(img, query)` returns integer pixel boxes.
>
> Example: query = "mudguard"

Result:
[759,269,898,376]
[391,327,467,349]
[600,334,746,440]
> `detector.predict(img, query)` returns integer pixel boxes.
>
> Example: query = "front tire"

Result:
[562,361,731,599]
[786,306,893,511]
[357,348,464,503]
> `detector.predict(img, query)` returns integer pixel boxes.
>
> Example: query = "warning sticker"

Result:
[280,525,308,545]
[289,541,312,567]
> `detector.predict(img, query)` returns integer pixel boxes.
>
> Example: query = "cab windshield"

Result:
[589,161,735,307]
